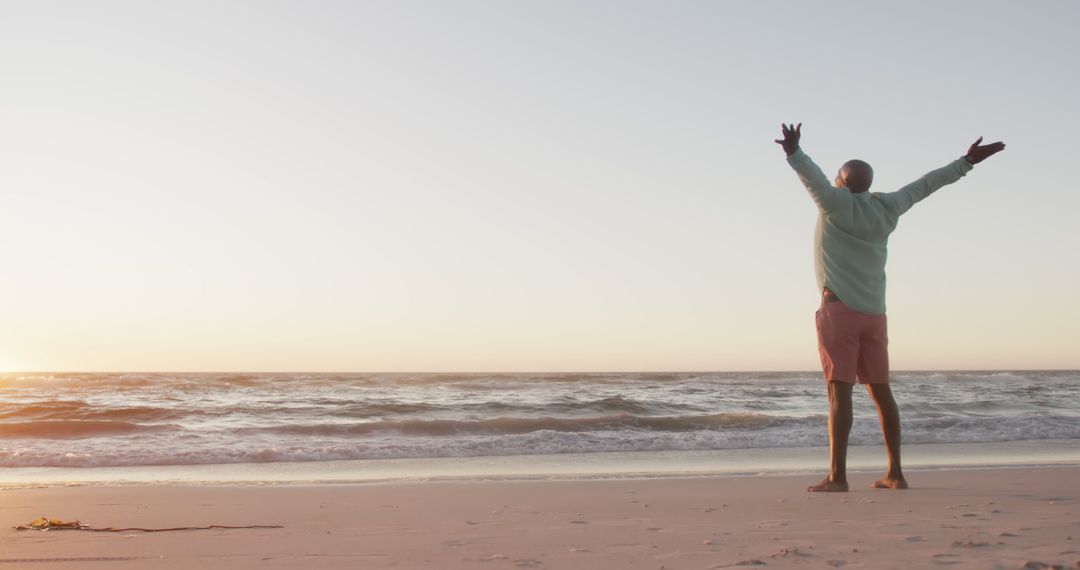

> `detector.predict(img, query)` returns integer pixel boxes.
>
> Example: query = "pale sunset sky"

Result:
[1,1,1077,372]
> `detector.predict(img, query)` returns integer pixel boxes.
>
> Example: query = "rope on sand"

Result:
[14,516,283,532]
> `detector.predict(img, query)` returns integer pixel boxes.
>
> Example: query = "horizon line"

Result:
[2,368,1076,375]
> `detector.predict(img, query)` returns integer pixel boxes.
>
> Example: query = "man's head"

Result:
[835,160,874,193]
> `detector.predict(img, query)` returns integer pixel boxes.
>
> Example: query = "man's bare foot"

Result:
[871,476,909,489]
[807,478,849,492]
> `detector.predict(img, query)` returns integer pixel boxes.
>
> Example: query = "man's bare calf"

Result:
[866,384,908,490]
[807,382,853,492]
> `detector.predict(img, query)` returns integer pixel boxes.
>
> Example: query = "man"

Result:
[775,123,1005,492]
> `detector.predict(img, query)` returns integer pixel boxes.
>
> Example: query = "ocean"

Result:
[2,371,1078,484]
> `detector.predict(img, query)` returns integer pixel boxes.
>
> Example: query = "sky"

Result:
[1,0,1077,372]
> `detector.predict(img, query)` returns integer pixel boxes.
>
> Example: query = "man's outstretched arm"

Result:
[776,123,844,212]
[882,136,1006,215]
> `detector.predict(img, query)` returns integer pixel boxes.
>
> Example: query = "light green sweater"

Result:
[787,148,974,315]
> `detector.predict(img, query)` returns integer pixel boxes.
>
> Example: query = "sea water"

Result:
[1,371,1078,483]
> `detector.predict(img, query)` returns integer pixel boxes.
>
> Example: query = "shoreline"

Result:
[4,439,1080,488]
[3,466,1078,569]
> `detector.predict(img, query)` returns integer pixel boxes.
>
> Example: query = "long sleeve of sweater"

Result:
[879,158,975,215]
[785,148,846,212]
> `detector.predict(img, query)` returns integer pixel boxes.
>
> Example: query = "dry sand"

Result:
[2,466,1078,569]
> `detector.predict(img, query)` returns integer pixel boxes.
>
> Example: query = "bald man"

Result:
[776,123,1005,492]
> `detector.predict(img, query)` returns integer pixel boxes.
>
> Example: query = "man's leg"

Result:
[808,381,853,492]
[866,383,908,489]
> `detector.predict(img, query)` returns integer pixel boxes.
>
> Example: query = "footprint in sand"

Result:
[714,560,766,568]
[931,552,962,565]
[464,520,502,526]
[951,540,991,548]
[1021,562,1066,570]
[772,547,812,559]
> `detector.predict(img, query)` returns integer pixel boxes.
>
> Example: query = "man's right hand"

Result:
[965,136,1006,164]
[775,123,801,156]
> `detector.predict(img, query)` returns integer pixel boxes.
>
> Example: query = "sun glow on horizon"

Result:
[0,354,28,374]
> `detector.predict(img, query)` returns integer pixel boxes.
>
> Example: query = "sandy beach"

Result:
[2,466,1078,569]
[1,1,1074,568]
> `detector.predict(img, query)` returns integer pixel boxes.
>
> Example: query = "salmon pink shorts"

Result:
[815,298,889,384]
